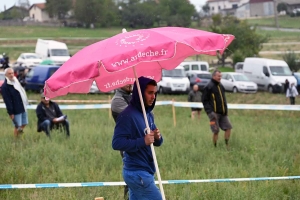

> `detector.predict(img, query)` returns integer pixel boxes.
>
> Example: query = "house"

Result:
[0,5,28,20]
[206,0,248,16]
[235,2,250,18]
[249,0,274,17]
[29,3,52,22]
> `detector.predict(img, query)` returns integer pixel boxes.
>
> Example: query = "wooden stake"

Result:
[108,95,112,119]
[94,197,104,200]
[172,99,176,127]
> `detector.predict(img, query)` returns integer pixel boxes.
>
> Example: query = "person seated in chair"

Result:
[36,92,70,138]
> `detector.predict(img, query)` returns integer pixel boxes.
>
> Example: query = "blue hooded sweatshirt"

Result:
[112,76,163,175]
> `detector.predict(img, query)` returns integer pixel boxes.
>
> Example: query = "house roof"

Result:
[249,0,272,3]
[29,3,46,10]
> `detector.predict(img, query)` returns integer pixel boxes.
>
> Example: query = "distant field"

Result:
[246,15,300,29]
[1,92,300,199]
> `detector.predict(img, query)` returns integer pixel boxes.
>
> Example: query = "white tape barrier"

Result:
[0,102,299,110]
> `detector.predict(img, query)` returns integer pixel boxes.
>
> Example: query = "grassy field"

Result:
[1,25,300,62]
[1,92,300,200]
[245,15,300,29]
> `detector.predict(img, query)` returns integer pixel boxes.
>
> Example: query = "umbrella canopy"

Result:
[44,27,234,98]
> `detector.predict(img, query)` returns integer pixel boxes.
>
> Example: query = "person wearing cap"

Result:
[1,68,29,137]
[36,92,70,137]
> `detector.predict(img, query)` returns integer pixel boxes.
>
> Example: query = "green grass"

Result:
[245,15,300,29]
[0,26,125,39]
[1,92,300,199]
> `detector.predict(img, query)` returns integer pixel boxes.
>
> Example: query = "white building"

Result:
[29,3,52,22]
[207,0,248,15]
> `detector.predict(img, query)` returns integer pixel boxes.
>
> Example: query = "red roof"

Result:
[30,3,46,10]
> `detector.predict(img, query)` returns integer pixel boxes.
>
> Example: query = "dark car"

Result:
[293,72,300,91]
[25,65,60,92]
[189,71,212,91]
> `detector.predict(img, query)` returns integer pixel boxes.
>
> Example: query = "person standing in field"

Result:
[202,70,232,148]
[286,82,299,105]
[112,76,163,200]
[188,84,202,120]
[111,84,133,200]
[1,68,29,137]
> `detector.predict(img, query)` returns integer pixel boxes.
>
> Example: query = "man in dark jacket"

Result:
[202,70,232,148]
[112,76,163,200]
[2,68,29,137]
[111,84,132,122]
[36,93,70,138]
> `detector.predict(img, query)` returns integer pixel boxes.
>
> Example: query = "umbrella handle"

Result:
[133,66,166,200]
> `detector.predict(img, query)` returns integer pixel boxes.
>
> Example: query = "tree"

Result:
[283,51,299,72]
[45,0,72,20]
[120,0,159,28]
[202,3,210,16]
[210,15,269,67]
[158,0,196,27]
[277,2,287,13]
[74,0,119,28]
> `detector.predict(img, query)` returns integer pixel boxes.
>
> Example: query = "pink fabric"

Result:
[44,27,234,98]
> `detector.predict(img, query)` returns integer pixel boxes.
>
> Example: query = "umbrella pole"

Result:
[133,66,166,200]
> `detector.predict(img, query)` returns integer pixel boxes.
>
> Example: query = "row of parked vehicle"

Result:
[157,57,300,95]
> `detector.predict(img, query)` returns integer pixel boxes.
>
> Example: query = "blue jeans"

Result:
[123,169,162,200]
[12,112,28,128]
[40,119,70,136]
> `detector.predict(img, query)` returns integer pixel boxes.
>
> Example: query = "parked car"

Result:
[16,53,42,68]
[0,72,5,94]
[293,72,300,91]
[189,71,212,91]
[221,72,257,93]
[157,66,190,94]
[89,81,114,94]
[25,65,60,92]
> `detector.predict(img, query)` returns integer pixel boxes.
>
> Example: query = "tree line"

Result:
[45,0,197,28]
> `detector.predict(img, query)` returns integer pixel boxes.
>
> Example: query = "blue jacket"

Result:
[1,79,25,115]
[112,76,163,175]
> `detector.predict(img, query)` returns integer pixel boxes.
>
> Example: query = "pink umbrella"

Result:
[44,27,234,199]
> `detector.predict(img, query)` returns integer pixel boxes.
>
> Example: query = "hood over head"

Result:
[130,76,157,113]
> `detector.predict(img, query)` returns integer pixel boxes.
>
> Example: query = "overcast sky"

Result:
[0,0,207,12]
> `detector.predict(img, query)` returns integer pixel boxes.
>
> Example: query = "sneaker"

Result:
[17,128,23,134]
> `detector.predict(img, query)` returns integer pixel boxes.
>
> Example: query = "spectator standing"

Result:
[286,82,299,105]
[188,84,202,120]
[202,70,232,148]
[1,68,28,137]
[112,77,163,200]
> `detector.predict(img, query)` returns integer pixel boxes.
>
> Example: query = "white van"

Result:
[157,66,190,94]
[179,61,209,78]
[35,39,70,65]
[243,58,297,93]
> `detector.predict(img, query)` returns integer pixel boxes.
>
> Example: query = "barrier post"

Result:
[172,99,176,127]
[108,95,112,119]
[95,197,104,200]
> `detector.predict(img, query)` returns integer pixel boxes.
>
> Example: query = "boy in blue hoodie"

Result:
[112,76,163,200]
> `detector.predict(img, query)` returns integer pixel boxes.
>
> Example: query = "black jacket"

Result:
[1,79,25,115]
[202,79,228,115]
[36,101,63,132]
